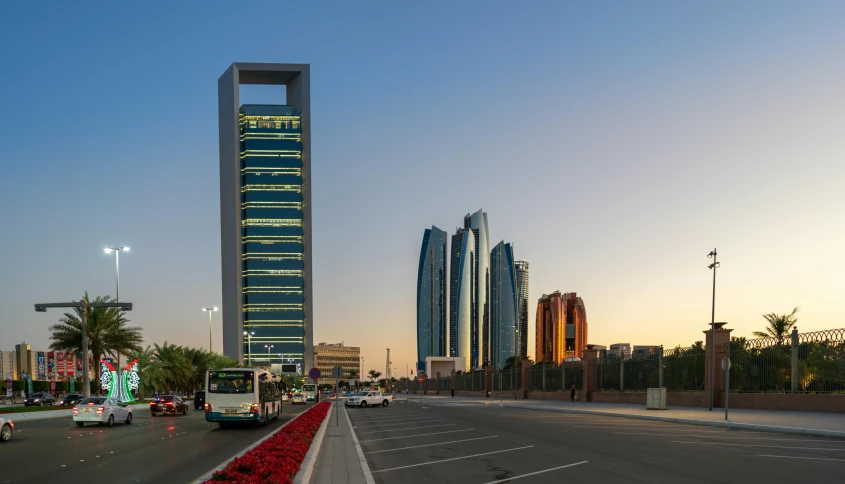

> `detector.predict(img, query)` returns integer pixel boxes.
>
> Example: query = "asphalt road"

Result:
[349,402,845,484]
[1,401,314,483]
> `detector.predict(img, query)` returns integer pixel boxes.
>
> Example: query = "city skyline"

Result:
[3,2,845,379]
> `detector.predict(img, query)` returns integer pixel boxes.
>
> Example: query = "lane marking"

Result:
[758,454,845,462]
[672,441,845,451]
[616,432,837,442]
[354,418,440,427]
[356,423,456,435]
[371,446,534,473]
[365,436,499,454]
[350,415,421,422]
[482,461,589,483]
[360,429,474,442]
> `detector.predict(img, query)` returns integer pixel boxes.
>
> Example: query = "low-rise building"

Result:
[0,351,17,379]
[313,342,361,385]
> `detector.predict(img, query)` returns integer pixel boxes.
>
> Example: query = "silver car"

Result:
[0,417,13,442]
[73,397,133,427]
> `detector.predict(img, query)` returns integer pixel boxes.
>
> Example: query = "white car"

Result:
[291,394,306,405]
[281,394,289,402]
[73,397,133,427]
[345,390,392,408]
[0,417,13,442]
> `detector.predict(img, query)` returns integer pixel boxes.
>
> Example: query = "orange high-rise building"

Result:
[535,291,588,363]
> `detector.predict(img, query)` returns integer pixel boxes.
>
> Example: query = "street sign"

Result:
[331,365,344,379]
[308,367,321,380]
[721,357,731,371]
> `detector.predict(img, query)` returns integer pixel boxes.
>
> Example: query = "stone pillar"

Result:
[521,358,531,399]
[583,345,600,402]
[484,366,493,397]
[436,372,441,395]
[704,322,733,407]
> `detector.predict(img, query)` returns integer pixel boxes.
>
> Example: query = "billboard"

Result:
[37,352,46,380]
[76,353,83,378]
[56,351,65,377]
[48,352,55,376]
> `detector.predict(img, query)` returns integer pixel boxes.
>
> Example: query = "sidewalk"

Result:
[408,394,845,438]
[310,403,374,484]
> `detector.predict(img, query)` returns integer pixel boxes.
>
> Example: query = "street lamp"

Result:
[707,249,720,411]
[243,331,255,366]
[104,247,129,301]
[265,345,274,367]
[203,307,218,352]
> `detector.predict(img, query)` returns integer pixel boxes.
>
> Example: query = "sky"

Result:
[1,1,844,378]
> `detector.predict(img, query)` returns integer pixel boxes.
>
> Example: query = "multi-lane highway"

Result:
[1,401,314,483]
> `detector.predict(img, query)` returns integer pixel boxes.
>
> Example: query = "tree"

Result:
[152,342,192,393]
[503,356,532,370]
[349,369,359,381]
[49,294,143,387]
[129,345,160,398]
[753,307,799,343]
[368,370,381,382]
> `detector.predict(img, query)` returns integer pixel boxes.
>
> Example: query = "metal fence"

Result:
[530,363,583,392]
[725,328,845,393]
[595,345,705,392]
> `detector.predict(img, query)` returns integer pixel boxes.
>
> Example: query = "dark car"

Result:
[150,395,188,416]
[60,394,85,406]
[193,390,206,410]
[24,392,56,407]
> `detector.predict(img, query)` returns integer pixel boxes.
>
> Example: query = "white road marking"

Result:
[617,432,834,441]
[356,419,443,428]
[672,441,845,451]
[482,461,589,483]
[365,436,499,454]
[571,424,719,429]
[360,429,474,442]
[758,454,845,462]
[356,423,456,435]
[371,446,535,473]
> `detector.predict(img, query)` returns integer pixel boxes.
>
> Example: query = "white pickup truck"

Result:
[345,390,392,408]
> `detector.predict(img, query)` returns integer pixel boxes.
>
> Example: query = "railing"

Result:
[595,345,705,392]
[530,363,583,392]
[725,328,845,393]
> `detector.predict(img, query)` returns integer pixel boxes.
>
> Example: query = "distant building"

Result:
[514,260,529,359]
[313,343,360,385]
[449,227,475,369]
[535,292,588,363]
[632,345,660,358]
[464,210,490,368]
[0,351,16,379]
[609,343,631,358]
[14,343,37,379]
[417,226,448,373]
[489,241,517,369]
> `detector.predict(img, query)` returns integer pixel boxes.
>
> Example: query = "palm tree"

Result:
[367,370,381,383]
[153,342,192,393]
[49,294,143,387]
[753,307,799,344]
[349,369,359,381]
[129,345,162,398]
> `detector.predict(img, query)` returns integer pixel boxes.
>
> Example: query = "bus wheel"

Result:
[262,410,269,426]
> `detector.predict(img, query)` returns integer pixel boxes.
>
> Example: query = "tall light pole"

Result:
[265,344,274,367]
[707,249,720,411]
[203,307,218,352]
[104,247,129,301]
[243,331,254,366]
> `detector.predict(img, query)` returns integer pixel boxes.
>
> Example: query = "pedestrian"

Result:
[570,384,576,402]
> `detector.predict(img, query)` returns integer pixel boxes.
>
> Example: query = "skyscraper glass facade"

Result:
[465,210,489,368]
[490,242,517,369]
[239,104,305,366]
[449,228,475,369]
[416,226,448,372]
[514,260,529,359]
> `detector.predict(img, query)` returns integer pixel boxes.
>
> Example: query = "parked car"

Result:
[60,394,85,406]
[73,397,132,427]
[291,394,306,405]
[0,417,13,442]
[150,395,188,416]
[24,392,56,407]
[281,393,289,402]
[345,390,392,408]
[193,391,206,410]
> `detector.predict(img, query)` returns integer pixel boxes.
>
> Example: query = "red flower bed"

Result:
[206,401,331,484]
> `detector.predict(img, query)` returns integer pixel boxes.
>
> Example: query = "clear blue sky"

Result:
[2,1,844,374]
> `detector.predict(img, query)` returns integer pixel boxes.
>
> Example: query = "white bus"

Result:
[301,383,317,402]
[204,368,282,426]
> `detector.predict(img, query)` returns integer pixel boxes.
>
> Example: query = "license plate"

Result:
[222,413,245,417]
[225,408,238,413]
[83,408,92,413]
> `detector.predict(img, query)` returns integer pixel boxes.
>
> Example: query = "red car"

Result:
[150,395,189,416]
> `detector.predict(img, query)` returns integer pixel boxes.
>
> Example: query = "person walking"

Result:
[570,384,577,402]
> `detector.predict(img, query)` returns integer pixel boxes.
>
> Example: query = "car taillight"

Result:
[73,408,78,414]
[250,404,260,413]
[204,403,212,413]
[96,407,105,414]
[166,402,173,406]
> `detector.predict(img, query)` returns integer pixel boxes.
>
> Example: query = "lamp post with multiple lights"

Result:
[203,307,218,352]
[265,344,274,367]
[707,249,720,411]
[243,331,255,366]
[104,246,129,301]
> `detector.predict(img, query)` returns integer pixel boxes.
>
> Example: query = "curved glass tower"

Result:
[515,260,529,359]
[416,226,448,373]
[449,228,475,369]
[490,241,517,369]
[466,209,489,368]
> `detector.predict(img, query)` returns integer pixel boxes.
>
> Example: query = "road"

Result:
[349,402,845,483]
[1,401,314,483]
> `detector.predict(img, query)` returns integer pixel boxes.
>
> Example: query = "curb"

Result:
[344,403,376,484]
[416,399,845,440]
[292,403,331,484]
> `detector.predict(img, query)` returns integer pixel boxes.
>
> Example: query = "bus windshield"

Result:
[208,371,254,394]
[302,384,315,392]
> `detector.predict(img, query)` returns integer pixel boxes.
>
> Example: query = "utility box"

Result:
[646,388,667,410]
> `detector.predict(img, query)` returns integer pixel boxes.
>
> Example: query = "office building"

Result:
[514,260,529,359]
[610,343,631,358]
[0,351,16,379]
[535,291,589,363]
[449,227,475,369]
[313,343,360,385]
[632,345,659,358]
[218,63,313,371]
[416,226,448,373]
[15,343,36,379]
[464,210,490,367]
[489,241,517,369]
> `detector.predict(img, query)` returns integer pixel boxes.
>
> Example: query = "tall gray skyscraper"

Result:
[464,209,489,368]
[416,226,448,373]
[514,260,529,359]
[218,63,313,371]
[449,227,475,369]
[490,241,518,369]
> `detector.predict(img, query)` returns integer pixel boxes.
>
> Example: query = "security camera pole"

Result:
[35,300,133,398]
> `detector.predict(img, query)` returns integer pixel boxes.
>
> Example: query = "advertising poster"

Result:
[50,374,56,394]
[48,352,55,374]
[56,351,65,377]
[76,353,83,377]
[37,352,46,380]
